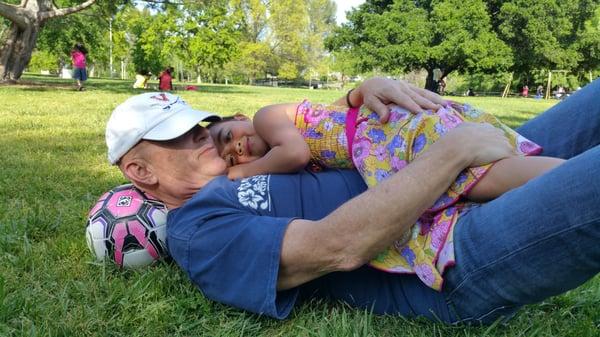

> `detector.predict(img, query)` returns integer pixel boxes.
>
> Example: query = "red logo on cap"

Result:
[151,93,169,102]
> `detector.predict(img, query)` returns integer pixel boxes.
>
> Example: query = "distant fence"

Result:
[254,78,344,90]
[446,91,519,97]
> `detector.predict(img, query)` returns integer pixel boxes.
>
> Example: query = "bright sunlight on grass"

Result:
[0,74,598,336]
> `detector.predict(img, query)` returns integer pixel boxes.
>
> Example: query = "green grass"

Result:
[0,74,598,337]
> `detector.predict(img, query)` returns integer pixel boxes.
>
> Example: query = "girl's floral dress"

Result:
[295,100,542,290]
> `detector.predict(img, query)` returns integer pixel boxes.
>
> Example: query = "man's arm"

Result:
[277,122,514,290]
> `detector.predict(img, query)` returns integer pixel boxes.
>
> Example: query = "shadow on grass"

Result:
[14,74,252,95]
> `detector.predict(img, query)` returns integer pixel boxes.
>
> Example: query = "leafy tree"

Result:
[34,2,125,76]
[129,7,176,76]
[268,0,309,78]
[495,0,600,79]
[231,0,268,43]
[28,49,59,73]
[304,0,336,84]
[224,41,272,84]
[327,0,512,91]
[225,0,274,82]
[329,50,358,85]
[177,0,241,83]
[278,61,299,80]
[575,7,600,74]
[0,0,97,81]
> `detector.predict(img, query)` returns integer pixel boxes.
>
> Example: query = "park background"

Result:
[1,0,599,336]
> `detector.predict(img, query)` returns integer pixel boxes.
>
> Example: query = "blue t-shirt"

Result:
[167,169,451,320]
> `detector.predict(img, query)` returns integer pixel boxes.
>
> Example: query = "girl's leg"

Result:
[466,156,565,202]
[517,78,600,158]
[443,145,600,324]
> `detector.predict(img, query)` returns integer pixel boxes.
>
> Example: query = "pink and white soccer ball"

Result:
[86,184,168,269]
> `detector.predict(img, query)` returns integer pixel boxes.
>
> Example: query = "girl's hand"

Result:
[354,77,446,123]
[227,165,247,180]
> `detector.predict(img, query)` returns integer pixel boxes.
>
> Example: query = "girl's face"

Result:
[209,119,269,167]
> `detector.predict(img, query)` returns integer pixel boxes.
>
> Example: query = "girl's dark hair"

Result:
[207,114,248,129]
[74,43,88,55]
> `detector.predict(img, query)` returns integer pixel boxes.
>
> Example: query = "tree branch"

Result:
[138,0,185,3]
[0,2,28,28]
[39,0,97,21]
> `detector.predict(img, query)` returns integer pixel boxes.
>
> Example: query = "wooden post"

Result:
[545,71,552,100]
[502,72,513,98]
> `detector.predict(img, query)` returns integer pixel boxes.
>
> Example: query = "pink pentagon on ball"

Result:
[106,188,144,218]
[88,191,110,218]
[111,221,128,266]
[128,220,159,259]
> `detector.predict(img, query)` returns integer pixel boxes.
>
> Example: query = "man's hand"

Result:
[355,77,446,123]
[439,122,516,167]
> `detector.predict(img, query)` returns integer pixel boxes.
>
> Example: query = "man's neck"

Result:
[166,183,209,210]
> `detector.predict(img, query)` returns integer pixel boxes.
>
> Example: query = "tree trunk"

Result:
[425,68,438,92]
[0,21,40,81]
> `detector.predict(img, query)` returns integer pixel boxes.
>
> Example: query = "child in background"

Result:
[70,43,88,91]
[158,67,174,91]
[133,70,150,89]
[208,93,564,290]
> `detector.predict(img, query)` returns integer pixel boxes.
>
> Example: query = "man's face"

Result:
[145,125,227,191]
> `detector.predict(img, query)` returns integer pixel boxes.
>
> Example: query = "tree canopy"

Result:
[17,0,338,84]
[327,0,600,90]
[4,0,600,87]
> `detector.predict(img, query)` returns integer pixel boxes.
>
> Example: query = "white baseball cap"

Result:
[106,92,220,164]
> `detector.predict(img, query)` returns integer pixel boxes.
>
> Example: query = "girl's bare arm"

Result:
[467,156,565,202]
[227,103,310,179]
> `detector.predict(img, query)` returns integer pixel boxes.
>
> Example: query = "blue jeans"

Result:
[443,79,600,323]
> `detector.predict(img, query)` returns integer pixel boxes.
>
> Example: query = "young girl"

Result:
[158,67,174,91]
[70,43,88,91]
[208,96,564,290]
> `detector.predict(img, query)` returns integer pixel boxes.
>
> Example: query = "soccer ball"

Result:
[86,184,168,269]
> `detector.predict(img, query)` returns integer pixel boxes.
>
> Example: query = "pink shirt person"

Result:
[71,50,86,69]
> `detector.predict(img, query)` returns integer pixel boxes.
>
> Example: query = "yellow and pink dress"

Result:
[295,100,542,290]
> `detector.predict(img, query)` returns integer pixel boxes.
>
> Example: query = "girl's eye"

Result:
[225,130,232,142]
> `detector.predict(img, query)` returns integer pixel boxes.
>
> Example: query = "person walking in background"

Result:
[521,85,529,97]
[437,78,446,95]
[158,67,174,91]
[536,85,544,99]
[70,43,88,91]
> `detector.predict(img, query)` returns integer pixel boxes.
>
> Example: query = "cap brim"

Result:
[143,108,220,141]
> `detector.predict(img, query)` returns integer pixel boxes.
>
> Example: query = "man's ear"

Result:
[233,113,250,121]
[121,158,158,186]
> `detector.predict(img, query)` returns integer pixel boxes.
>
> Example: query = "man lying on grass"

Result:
[105,77,599,324]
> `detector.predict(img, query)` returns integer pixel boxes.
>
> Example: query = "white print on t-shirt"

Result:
[237,175,271,211]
